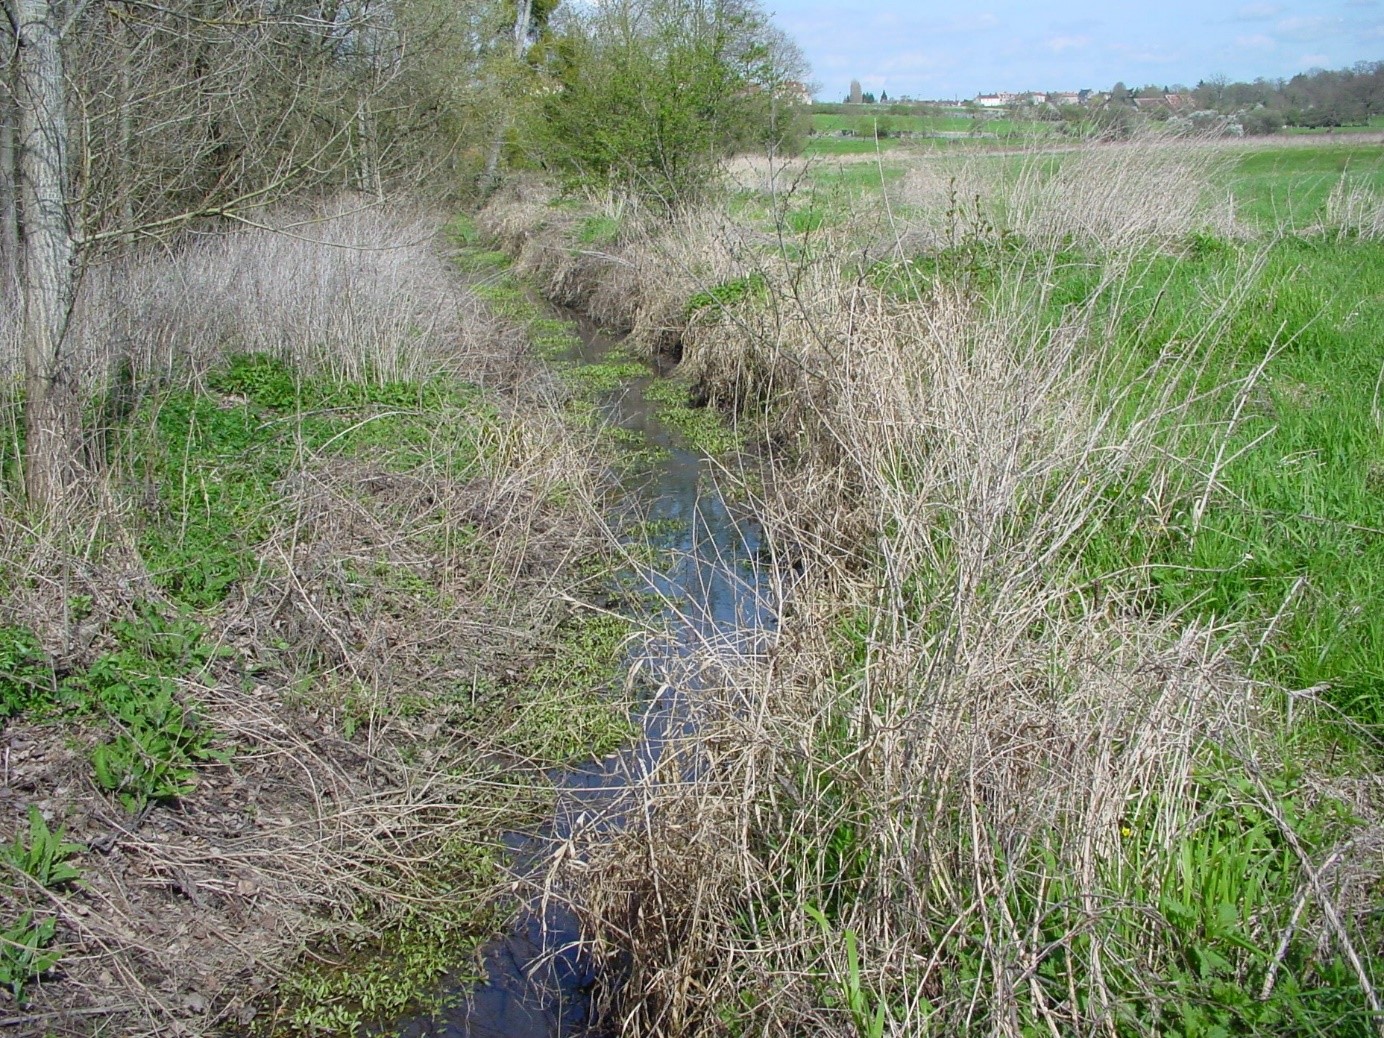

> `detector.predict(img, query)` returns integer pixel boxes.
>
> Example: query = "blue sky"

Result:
[767,1,1384,101]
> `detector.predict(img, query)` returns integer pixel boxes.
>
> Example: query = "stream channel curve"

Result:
[396,307,778,1037]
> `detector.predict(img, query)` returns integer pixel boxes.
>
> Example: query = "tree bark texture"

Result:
[17,0,80,507]
[480,0,532,194]
[0,60,18,300]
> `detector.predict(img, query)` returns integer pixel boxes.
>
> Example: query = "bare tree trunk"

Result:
[17,0,80,507]
[0,61,18,299]
[480,0,531,194]
[113,8,134,242]
[354,95,382,199]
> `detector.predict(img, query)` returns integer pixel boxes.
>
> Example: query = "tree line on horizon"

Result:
[827,60,1384,135]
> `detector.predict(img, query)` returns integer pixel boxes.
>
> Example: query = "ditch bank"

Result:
[0,205,645,1037]
[390,292,776,1036]
[469,175,1384,1038]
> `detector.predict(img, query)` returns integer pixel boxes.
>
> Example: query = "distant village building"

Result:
[972,89,1107,109]
[784,81,814,105]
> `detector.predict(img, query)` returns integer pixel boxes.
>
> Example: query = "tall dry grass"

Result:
[896,136,1242,253]
[1320,176,1384,240]
[481,181,761,359]
[495,141,1384,1036]
[0,197,510,400]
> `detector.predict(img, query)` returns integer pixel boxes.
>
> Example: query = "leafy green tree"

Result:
[1241,107,1284,135]
[531,0,807,210]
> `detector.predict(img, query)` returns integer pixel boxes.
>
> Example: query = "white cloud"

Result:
[1275,15,1342,39]
[1300,52,1330,66]
[1234,33,1277,48]
[1109,41,1182,64]
[1047,34,1091,52]
[1235,3,1283,18]
[944,13,1000,33]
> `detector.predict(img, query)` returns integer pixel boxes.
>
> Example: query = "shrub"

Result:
[532,0,806,211]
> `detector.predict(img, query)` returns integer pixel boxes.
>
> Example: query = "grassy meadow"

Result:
[3,128,1383,1037]
[805,109,1057,157]
[479,135,1384,1037]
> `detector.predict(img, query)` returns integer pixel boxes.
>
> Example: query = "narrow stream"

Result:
[397,311,775,1037]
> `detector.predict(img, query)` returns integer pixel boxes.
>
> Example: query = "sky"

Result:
[767,1,1384,101]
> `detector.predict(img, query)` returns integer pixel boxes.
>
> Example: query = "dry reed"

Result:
[1320,177,1384,240]
[487,141,1384,1037]
[897,136,1242,253]
[0,197,516,404]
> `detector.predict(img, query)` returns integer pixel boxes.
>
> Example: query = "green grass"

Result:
[643,378,743,456]
[1035,235,1384,728]
[577,213,622,245]
[1228,144,1384,230]
[869,201,1384,732]
[833,146,1384,727]
[805,206,1384,1032]
[803,136,905,156]
[810,113,1052,138]
[278,841,500,1034]
[130,355,488,609]
[805,160,909,193]
[1145,238,1384,725]
[1284,114,1384,135]
[453,248,510,274]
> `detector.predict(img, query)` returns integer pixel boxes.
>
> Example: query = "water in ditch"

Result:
[396,311,775,1037]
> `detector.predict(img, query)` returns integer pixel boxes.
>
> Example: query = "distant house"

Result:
[1133,96,1167,111]
[975,93,1011,108]
[783,81,814,105]
[1049,91,1081,106]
